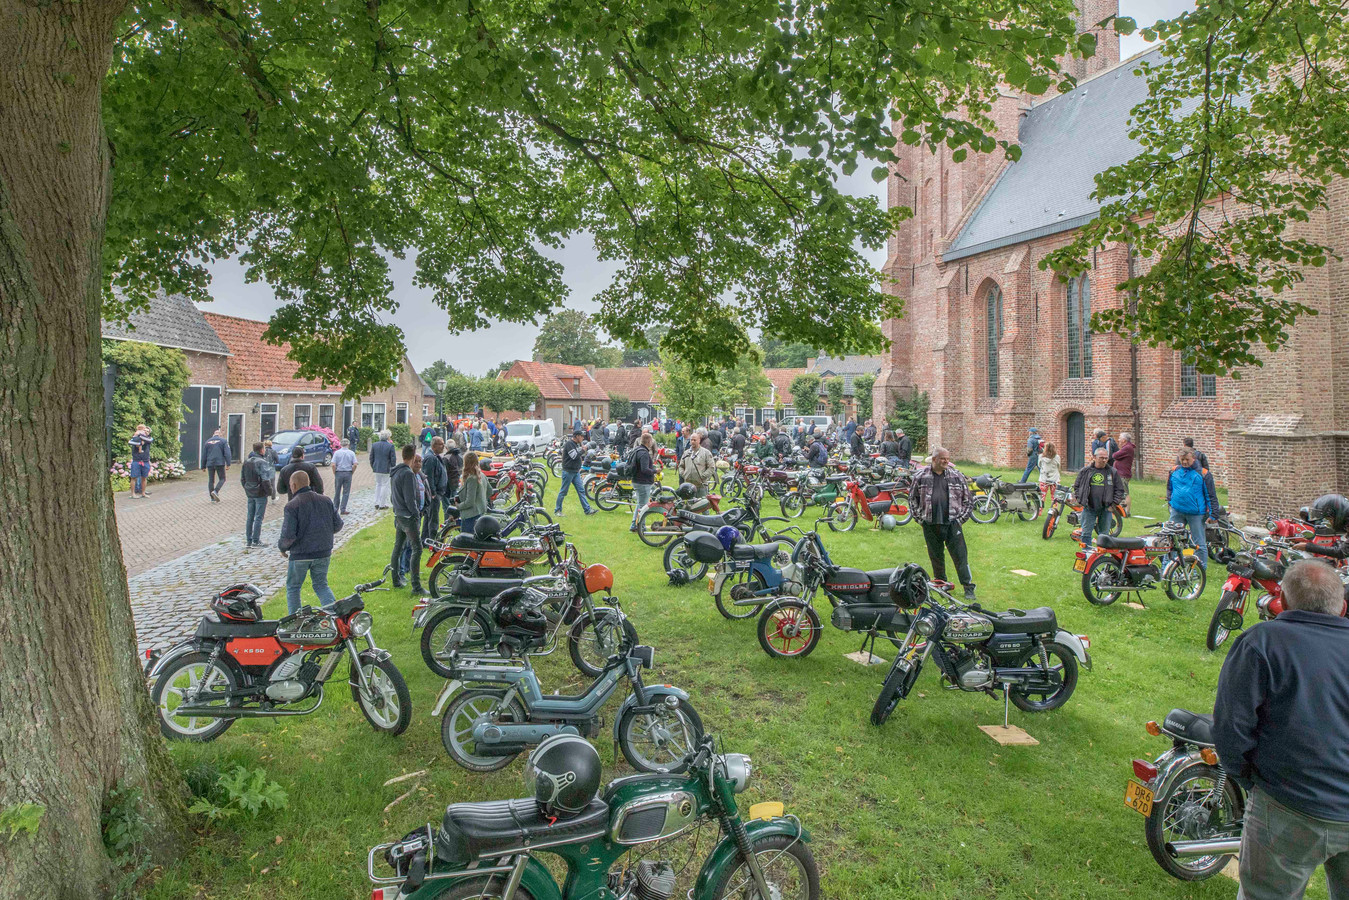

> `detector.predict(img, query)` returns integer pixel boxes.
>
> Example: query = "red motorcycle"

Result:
[635,487,723,548]
[488,468,539,508]
[827,476,913,532]
[1076,520,1206,605]
[146,573,410,742]
[1042,484,1125,540]
[654,446,678,469]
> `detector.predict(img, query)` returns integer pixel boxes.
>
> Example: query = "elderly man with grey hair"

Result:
[369,428,397,509]
[1215,559,1349,899]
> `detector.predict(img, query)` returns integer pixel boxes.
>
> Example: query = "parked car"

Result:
[268,429,332,466]
[504,418,557,452]
[786,415,832,432]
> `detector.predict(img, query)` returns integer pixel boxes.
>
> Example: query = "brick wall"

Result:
[182,350,227,391]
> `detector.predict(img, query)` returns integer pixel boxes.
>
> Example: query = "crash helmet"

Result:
[211,584,264,622]
[879,514,897,532]
[888,563,930,609]
[675,483,697,501]
[525,734,602,819]
[582,563,614,595]
[473,516,503,541]
[1306,494,1349,534]
[716,525,741,552]
[490,587,549,646]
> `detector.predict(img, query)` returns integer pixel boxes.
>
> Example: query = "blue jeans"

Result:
[333,471,353,512]
[460,515,479,535]
[1080,506,1112,548]
[555,470,592,513]
[1171,509,1208,569]
[286,556,336,614]
[1021,457,1038,483]
[631,482,654,526]
[245,495,267,544]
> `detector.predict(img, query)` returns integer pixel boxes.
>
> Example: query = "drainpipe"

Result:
[1126,244,1144,480]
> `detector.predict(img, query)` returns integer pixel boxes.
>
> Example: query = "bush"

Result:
[358,426,375,450]
[886,391,930,454]
[653,431,676,448]
[187,766,288,822]
[103,340,191,463]
[389,423,414,449]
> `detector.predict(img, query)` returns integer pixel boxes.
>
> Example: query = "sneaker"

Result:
[142,491,151,496]
[210,491,219,502]
[553,509,564,516]
[629,523,638,532]
[584,508,597,516]
[411,586,429,598]
[963,586,977,602]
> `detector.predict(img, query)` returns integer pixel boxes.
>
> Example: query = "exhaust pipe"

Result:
[1165,836,1242,858]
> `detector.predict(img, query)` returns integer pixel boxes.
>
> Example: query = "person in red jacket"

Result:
[1112,432,1136,480]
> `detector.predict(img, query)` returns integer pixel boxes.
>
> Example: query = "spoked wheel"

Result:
[827,501,857,532]
[420,605,494,678]
[1206,590,1245,651]
[715,570,769,620]
[428,556,472,598]
[567,607,638,677]
[440,689,525,772]
[663,539,709,584]
[637,508,678,548]
[708,832,822,900]
[1109,510,1125,536]
[1144,762,1243,881]
[617,697,704,773]
[1206,526,1232,564]
[722,477,745,501]
[151,651,238,742]
[1083,555,1125,606]
[1009,641,1078,712]
[1165,555,1208,601]
[351,656,412,735]
[780,492,806,519]
[528,508,553,529]
[757,600,821,659]
[594,486,621,512]
[1016,494,1043,522]
[970,495,1000,524]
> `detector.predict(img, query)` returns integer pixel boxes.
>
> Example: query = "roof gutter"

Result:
[942,211,1100,263]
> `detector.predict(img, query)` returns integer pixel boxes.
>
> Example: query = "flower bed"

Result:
[109,457,187,490]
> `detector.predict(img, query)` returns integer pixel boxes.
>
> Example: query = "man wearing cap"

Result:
[554,427,596,516]
[1021,427,1041,483]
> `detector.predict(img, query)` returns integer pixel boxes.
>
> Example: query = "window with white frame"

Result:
[293,403,312,429]
[318,403,334,429]
[422,403,429,418]
[361,402,386,432]
[395,402,408,424]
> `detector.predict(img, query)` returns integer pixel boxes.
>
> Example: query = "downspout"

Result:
[1126,244,1144,481]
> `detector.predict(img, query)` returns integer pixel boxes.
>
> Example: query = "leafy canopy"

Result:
[532,310,621,368]
[759,337,818,369]
[790,373,822,417]
[102,0,1093,394]
[1045,0,1347,374]
[853,372,876,421]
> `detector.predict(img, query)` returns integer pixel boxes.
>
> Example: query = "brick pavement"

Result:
[119,464,386,656]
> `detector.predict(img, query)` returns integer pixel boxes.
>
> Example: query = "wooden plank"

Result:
[978,725,1039,746]
[1010,569,1037,577]
[843,650,887,667]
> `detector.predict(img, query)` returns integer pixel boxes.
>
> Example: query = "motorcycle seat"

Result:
[442,505,459,518]
[730,542,780,561]
[1162,708,1215,747]
[448,574,527,598]
[449,534,507,551]
[824,474,848,483]
[1096,534,1146,551]
[688,510,743,529]
[874,482,900,493]
[1010,482,1038,491]
[986,607,1057,634]
[436,797,609,865]
[194,618,279,640]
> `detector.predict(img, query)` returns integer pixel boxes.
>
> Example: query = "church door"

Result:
[1065,412,1085,470]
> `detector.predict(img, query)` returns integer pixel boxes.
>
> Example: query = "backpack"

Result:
[614,446,638,479]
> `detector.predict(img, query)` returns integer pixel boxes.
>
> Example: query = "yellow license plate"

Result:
[1073,559,1087,573]
[748,801,785,821]
[1182,547,1195,556]
[1124,781,1154,816]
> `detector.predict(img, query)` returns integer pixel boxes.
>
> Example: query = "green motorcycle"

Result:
[368,735,819,900]
[779,470,847,519]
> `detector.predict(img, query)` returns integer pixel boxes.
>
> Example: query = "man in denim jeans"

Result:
[278,470,344,614]
[239,441,275,548]
[1215,560,1349,899]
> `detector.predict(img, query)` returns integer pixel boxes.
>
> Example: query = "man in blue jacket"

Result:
[278,470,343,614]
[1165,447,1219,571]
[370,429,396,509]
[1214,559,1349,899]
[1021,427,1041,483]
[202,427,232,501]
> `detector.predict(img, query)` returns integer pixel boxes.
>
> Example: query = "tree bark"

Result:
[0,2,186,895]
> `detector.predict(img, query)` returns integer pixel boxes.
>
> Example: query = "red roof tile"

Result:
[202,313,340,393]
[501,360,609,401]
[765,368,809,406]
[591,367,656,402]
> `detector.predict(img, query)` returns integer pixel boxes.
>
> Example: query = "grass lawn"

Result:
[146,463,1328,900]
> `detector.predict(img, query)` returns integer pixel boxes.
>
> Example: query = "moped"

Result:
[662,486,790,584]
[779,468,847,518]
[1041,484,1125,540]
[1205,534,1311,650]
[826,474,913,532]
[425,513,563,594]
[970,474,1042,524]
[1076,520,1206,605]
[368,734,819,900]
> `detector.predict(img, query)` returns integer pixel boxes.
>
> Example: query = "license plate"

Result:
[1073,559,1087,573]
[1124,781,1154,816]
[734,560,752,572]
[1182,547,1195,556]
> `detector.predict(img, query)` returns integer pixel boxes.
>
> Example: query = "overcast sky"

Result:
[202,0,1191,375]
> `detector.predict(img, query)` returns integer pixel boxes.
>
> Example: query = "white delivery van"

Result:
[786,415,833,431]
[505,418,556,452]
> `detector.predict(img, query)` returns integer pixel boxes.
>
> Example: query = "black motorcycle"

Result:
[871,569,1091,725]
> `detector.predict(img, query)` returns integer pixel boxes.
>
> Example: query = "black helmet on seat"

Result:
[473,516,502,542]
[888,564,930,609]
[525,734,601,819]
[675,483,697,501]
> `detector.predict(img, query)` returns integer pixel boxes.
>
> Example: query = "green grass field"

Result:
[146,463,1328,899]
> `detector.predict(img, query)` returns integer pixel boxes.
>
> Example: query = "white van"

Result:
[786,415,832,431]
[504,418,556,452]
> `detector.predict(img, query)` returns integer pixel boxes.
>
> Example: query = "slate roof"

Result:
[591,367,657,402]
[101,291,230,356]
[808,355,882,394]
[201,312,341,393]
[945,48,1165,262]
[502,360,609,402]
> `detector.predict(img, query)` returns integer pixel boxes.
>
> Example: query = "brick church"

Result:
[872,0,1349,517]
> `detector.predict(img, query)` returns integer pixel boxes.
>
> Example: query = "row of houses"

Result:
[102,293,433,469]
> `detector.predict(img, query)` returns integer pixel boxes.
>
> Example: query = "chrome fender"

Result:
[1053,630,1092,671]
[611,684,691,742]
[1150,745,1218,801]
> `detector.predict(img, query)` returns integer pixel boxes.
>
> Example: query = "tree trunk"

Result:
[0,2,186,895]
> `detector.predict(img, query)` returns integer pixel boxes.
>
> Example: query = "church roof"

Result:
[945,48,1165,262]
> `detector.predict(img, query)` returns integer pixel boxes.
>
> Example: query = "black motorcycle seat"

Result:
[986,607,1057,634]
[824,474,848,483]
[194,618,278,640]
[443,505,459,518]
[1097,534,1146,550]
[874,482,900,493]
[1163,708,1215,746]
[436,797,609,865]
[730,542,780,561]
[449,533,507,551]
[448,574,526,598]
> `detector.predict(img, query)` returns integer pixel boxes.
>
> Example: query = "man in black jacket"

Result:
[1072,447,1127,549]
[278,470,343,614]
[420,436,448,542]
[895,428,913,469]
[772,427,793,460]
[277,446,324,501]
[1214,560,1349,899]
[730,427,747,459]
[345,423,360,449]
[239,442,275,548]
[442,444,463,517]
[202,427,232,501]
[389,444,427,594]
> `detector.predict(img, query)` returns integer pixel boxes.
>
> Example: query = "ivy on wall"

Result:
[102,340,190,462]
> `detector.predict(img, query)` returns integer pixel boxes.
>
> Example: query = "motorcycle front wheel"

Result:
[1009,641,1078,712]
[663,539,709,584]
[567,607,639,677]
[757,600,822,659]
[1144,762,1243,881]
[151,651,238,742]
[420,605,494,678]
[617,697,704,773]
[1041,509,1060,540]
[970,496,1000,524]
[715,569,769,620]
[1165,556,1208,601]
[827,500,857,532]
[708,832,822,900]
[441,689,525,772]
[780,491,806,519]
[1206,590,1244,651]
[594,486,621,511]
[351,656,412,735]
[870,658,921,726]
[1083,555,1125,605]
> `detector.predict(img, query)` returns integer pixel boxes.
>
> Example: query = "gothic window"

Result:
[1180,363,1217,398]
[1066,275,1093,379]
[986,285,1003,397]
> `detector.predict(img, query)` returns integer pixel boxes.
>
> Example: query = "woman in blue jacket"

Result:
[1166,448,1218,571]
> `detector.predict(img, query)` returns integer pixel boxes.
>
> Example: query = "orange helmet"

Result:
[583,563,614,595]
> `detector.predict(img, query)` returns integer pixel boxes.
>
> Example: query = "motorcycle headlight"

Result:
[914,613,937,637]
[721,753,753,793]
[350,611,374,637]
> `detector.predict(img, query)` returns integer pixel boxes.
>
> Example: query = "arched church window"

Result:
[1067,275,1093,378]
[986,285,1003,397]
